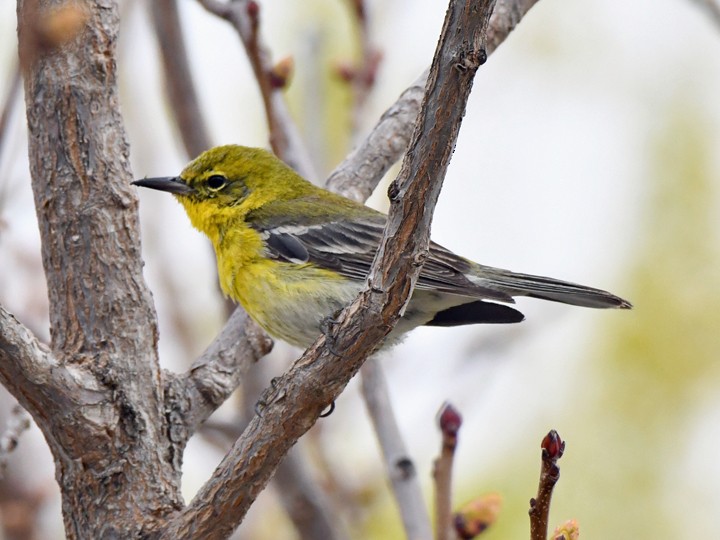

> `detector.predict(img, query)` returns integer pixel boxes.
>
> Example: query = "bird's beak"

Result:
[132,176,195,195]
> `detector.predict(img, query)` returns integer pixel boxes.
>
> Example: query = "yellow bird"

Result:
[134,145,631,348]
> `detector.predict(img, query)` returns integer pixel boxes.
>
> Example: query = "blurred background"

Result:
[1,0,719,538]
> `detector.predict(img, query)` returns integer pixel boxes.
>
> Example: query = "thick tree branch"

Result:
[238,361,350,540]
[325,0,541,200]
[361,358,432,540]
[0,306,86,418]
[163,308,272,452]
[160,1,497,537]
[16,0,183,535]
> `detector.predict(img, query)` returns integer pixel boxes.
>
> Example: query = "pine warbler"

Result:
[134,145,630,348]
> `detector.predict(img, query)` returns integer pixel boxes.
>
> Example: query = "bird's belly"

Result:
[226,260,362,348]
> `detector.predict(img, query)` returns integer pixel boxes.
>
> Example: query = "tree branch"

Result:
[529,430,565,540]
[0,61,21,162]
[0,305,82,419]
[338,0,382,134]
[690,0,720,30]
[163,307,272,451]
[197,0,317,179]
[433,403,462,540]
[16,0,183,535]
[325,0,541,200]
[361,358,432,540]
[159,0,498,537]
[150,0,212,157]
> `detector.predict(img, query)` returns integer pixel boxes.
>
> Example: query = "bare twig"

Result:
[160,1,498,536]
[0,62,21,164]
[361,358,432,540]
[0,404,32,479]
[433,403,463,540]
[691,0,720,30]
[529,430,565,540]
[338,0,382,133]
[325,0,541,200]
[150,0,212,157]
[197,0,317,179]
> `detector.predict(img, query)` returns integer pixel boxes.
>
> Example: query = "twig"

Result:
[433,403,463,540]
[0,62,21,165]
[150,0,212,157]
[338,0,382,134]
[0,404,32,479]
[691,0,720,30]
[529,430,565,540]
[360,358,432,540]
[325,0,541,200]
[197,0,317,179]
[150,0,240,324]
[159,1,498,536]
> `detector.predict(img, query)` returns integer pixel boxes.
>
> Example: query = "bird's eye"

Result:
[207,175,227,190]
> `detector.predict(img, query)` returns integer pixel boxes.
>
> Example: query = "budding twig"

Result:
[529,430,565,540]
[433,402,463,540]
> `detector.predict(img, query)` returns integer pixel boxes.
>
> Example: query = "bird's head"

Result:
[133,145,312,235]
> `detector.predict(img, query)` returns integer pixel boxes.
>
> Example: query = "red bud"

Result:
[246,1,259,19]
[541,430,565,459]
[438,402,462,437]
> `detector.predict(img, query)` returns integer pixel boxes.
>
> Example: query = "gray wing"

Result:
[255,218,513,303]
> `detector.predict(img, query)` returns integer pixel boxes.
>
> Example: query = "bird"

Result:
[133,145,631,349]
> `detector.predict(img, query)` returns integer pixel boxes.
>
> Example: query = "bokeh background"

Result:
[1,0,719,538]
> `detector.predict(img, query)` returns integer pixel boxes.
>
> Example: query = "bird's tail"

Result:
[470,265,632,309]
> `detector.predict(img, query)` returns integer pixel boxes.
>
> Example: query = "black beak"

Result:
[132,176,195,195]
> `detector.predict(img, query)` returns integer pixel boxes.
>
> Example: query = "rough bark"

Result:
[15,0,182,536]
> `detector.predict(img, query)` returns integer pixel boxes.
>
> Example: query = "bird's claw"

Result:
[319,401,336,417]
